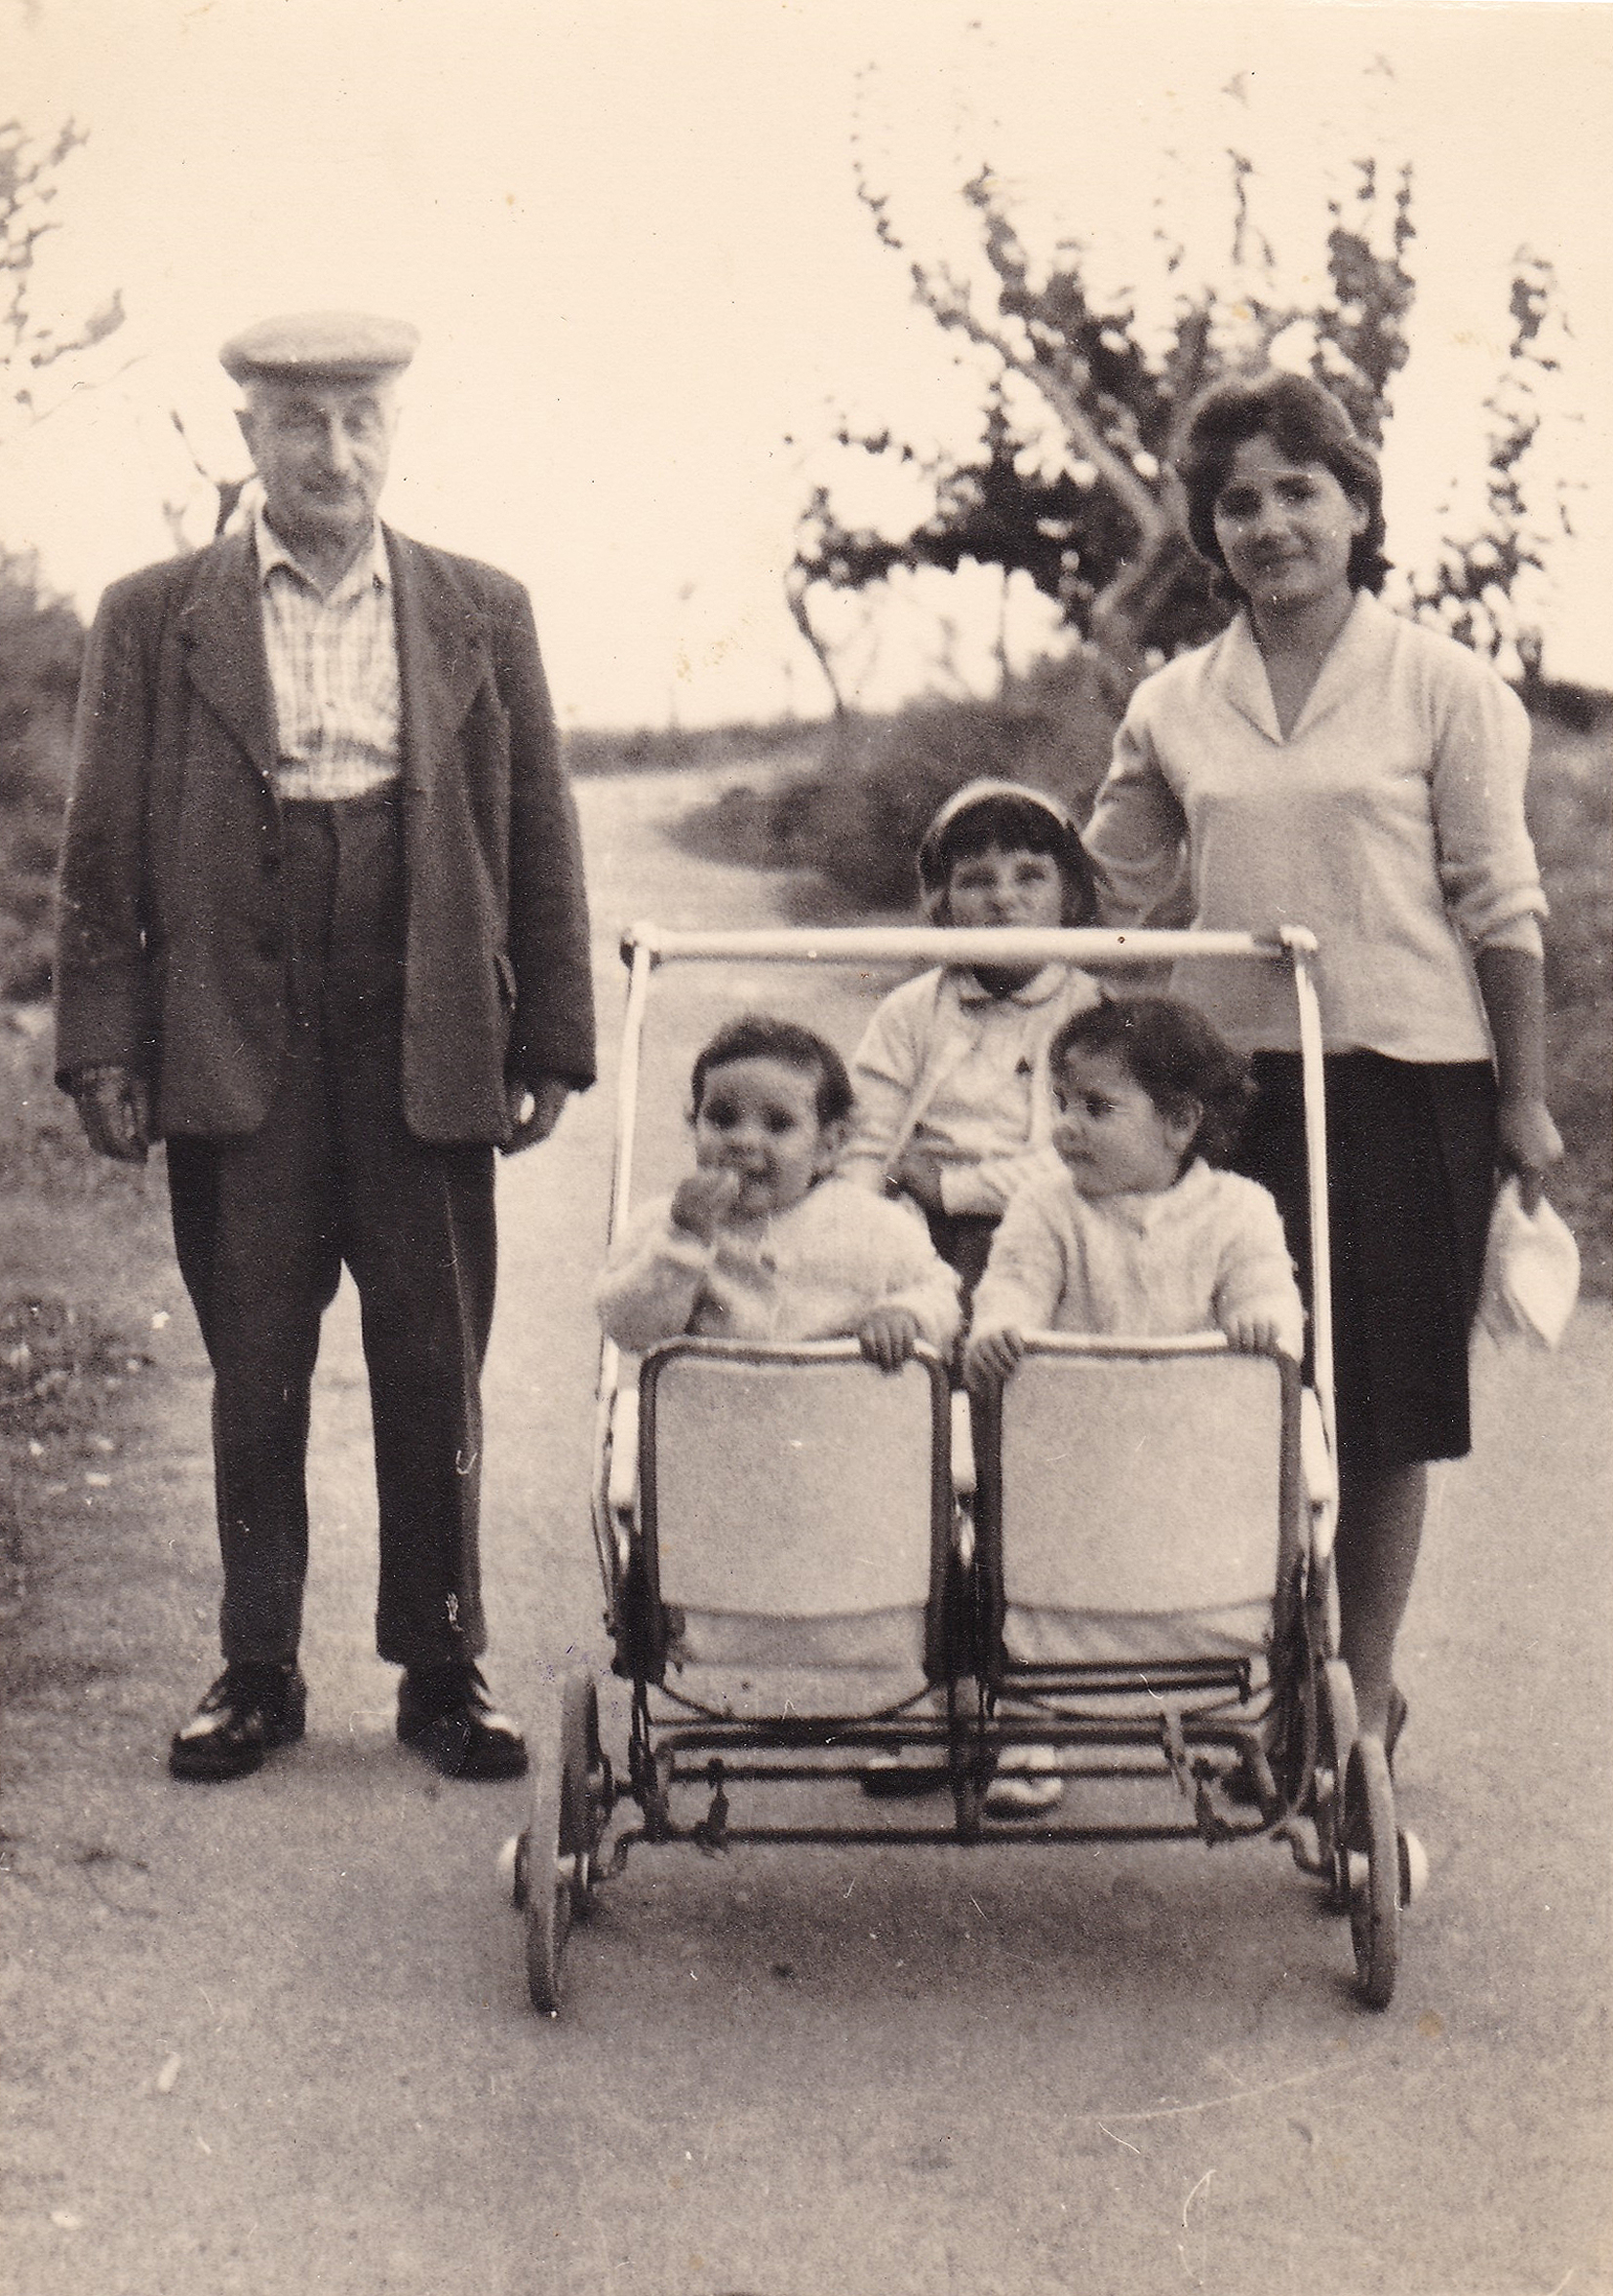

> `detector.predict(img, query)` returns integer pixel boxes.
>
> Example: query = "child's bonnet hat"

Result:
[1477,1178,1580,1349]
[916,779,1090,919]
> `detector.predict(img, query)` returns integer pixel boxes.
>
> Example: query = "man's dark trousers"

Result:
[166,793,496,1671]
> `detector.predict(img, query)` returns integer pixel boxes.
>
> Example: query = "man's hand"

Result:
[857,1305,921,1373]
[72,1064,152,1164]
[501,1073,573,1156]
[669,1167,741,1244]
[891,1146,948,1214]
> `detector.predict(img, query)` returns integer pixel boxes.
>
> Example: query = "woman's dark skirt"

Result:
[1234,1053,1497,1467]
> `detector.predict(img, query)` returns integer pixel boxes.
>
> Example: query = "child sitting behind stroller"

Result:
[840,779,1104,1315]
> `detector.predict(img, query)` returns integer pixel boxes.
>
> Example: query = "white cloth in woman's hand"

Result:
[1477,1178,1580,1348]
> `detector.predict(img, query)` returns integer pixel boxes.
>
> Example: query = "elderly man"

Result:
[55,313,595,1782]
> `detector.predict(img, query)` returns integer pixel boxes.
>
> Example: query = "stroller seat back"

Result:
[634,1341,953,1677]
[980,1342,1301,1671]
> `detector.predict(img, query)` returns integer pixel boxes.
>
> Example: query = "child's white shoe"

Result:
[984,1743,1063,1817]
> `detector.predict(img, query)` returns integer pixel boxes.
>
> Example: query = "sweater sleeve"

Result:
[875,1203,963,1351]
[968,1179,1069,1339]
[1082,700,1192,930]
[493,577,598,1087]
[841,983,925,1192]
[595,1197,714,1349]
[1211,1178,1307,1360]
[1427,644,1546,959]
[53,577,161,1085]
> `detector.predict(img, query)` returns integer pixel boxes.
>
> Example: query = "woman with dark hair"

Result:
[1082,370,1560,1767]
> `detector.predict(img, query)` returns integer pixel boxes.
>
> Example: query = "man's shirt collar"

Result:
[253,501,390,603]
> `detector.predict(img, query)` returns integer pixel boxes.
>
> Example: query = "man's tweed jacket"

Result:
[55,525,595,1142]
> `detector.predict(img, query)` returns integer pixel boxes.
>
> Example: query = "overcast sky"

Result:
[3,0,1609,726]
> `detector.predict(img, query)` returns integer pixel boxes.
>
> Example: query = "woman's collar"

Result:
[1214,591,1381,744]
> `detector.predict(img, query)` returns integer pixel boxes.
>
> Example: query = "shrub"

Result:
[0,549,85,1002]
[1528,713,1612,1293]
[564,719,825,780]
[673,653,1121,915]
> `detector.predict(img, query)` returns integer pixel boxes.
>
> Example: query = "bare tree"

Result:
[1,117,124,441]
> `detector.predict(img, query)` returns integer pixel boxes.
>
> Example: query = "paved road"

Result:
[3,764,1609,2296]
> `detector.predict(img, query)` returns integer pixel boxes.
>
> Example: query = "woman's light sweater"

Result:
[970,1151,1306,1360]
[1082,592,1546,1059]
[597,1175,962,1353]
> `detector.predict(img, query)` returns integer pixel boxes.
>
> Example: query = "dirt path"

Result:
[2,763,1610,2296]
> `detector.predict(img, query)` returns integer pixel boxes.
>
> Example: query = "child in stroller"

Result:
[965,994,1305,1810]
[598,1012,960,1365]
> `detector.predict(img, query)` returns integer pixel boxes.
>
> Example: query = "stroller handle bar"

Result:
[620,923,1317,967]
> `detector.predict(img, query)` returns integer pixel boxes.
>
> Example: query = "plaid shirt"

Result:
[255,505,402,799]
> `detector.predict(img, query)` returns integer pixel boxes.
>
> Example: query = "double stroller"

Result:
[511,923,1409,2013]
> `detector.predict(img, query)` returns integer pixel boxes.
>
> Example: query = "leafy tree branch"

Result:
[790,81,1574,714]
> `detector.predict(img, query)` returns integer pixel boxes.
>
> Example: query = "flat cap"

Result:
[219,311,419,385]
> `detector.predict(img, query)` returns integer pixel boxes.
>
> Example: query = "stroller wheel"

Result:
[523,1770,572,2014]
[560,1675,610,1919]
[952,1769,985,1844]
[1317,1659,1359,1914]
[1344,1737,1400,2010]
[522,1671,600,2013]
[505,1830,530,1909]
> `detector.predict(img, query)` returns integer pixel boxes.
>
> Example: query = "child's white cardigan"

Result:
[970,1151,1307,1362]
[841,963,1103,1216]
[597,1176,962,1354]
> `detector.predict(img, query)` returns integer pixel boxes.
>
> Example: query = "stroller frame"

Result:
[514,923,1406,2013]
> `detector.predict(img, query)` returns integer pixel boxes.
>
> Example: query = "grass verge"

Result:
[0,1017,172,1715]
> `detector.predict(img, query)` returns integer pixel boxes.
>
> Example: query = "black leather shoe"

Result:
[396,1662,528,1780]
[169,1663,306,1781]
